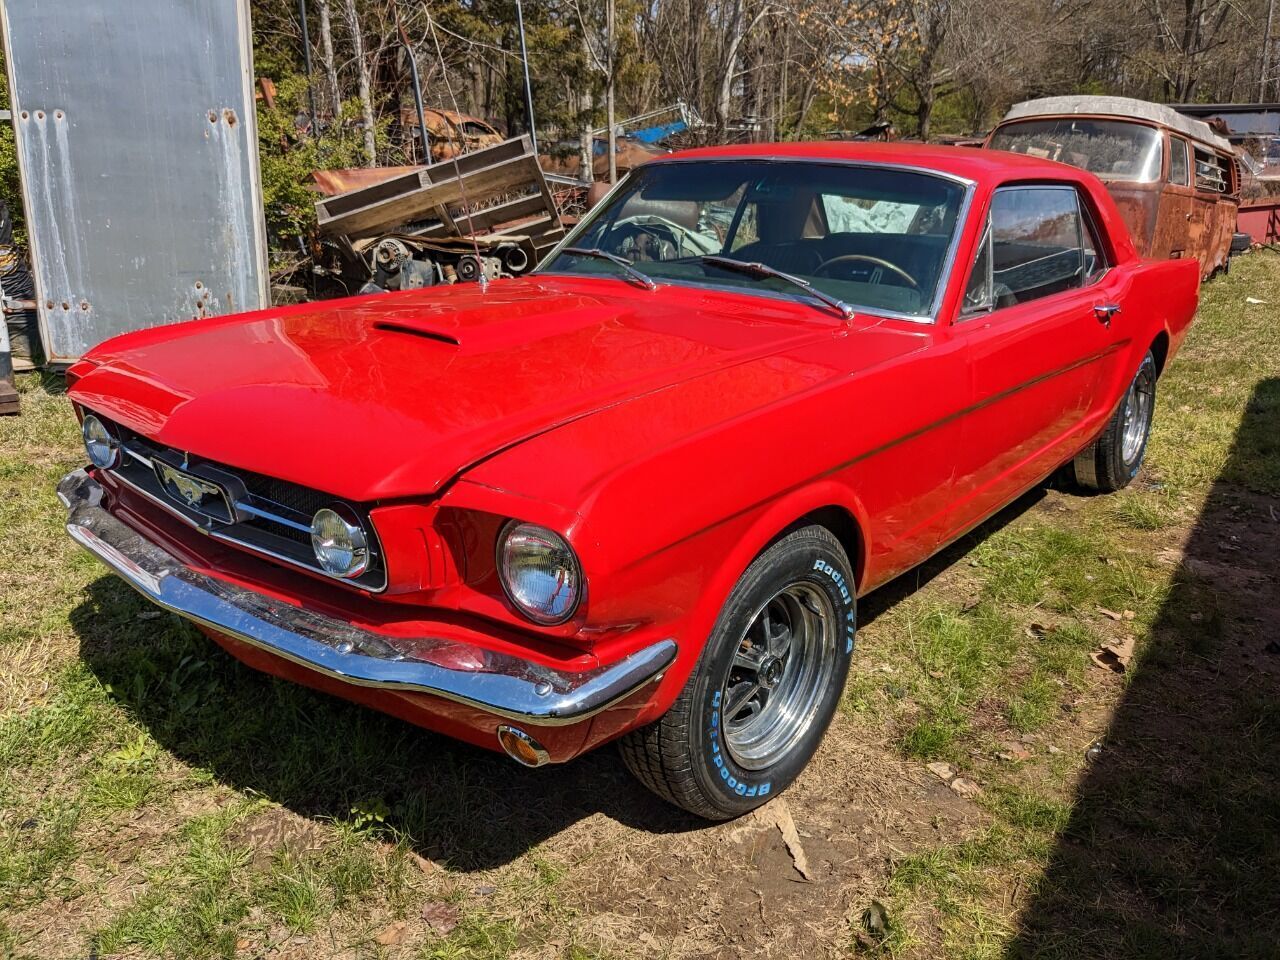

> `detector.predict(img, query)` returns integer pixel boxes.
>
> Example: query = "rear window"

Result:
[819,195,946,234]
[989,118,1163,183]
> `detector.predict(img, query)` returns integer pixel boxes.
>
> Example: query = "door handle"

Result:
[1093,303,1121,327]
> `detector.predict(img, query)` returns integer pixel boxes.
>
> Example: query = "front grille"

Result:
[95,414,386,591]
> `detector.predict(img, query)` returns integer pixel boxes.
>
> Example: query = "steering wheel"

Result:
[812,254,919,289]
[611,221,677,262]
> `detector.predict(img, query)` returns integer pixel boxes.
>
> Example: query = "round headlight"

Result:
[498,521,582,624]
[82,414,119,469]
[310,506,370,578]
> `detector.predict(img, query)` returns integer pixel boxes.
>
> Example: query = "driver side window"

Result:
[961,185,1097,318]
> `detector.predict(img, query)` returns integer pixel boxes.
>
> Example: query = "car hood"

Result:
[71,276,834,502]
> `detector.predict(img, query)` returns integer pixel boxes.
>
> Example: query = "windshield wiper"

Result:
[699,255,854,320]
[560,247,656,290]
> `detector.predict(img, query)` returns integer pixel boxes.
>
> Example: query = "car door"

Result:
[943,184,1122,537]
[1156,135,1200,262]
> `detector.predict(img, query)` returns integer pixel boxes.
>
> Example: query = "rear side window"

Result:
[1193,148,1229,193]
[1169,137,1190,185]
[962,185,1103,315]
[1080,201,1107,283]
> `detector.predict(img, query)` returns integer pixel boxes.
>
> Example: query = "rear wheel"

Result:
[1073,351,1157,492]
[619,525,855,819]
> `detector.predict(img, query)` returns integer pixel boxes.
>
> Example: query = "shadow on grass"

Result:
[1009,378,1280,959]
[68,467,1056,872]
[71,573,713,871]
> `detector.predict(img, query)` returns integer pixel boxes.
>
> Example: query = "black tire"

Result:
[1073,351,1157,492]
[620,525,855,820]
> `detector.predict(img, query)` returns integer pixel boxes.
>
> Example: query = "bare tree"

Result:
[606,0,617,181]
[341,0,378,164]
[714,0,772,135]
[317,0,341,116]
[1148,0,1243,100]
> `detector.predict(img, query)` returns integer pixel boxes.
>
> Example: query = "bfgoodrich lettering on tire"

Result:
[619,525,855,819]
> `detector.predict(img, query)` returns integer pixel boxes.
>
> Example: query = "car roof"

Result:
[1000,95,1233,152]
[657,140,1093,187]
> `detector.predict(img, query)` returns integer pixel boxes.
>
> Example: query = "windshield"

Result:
[989,118,1163,183]
[541,160,966,319]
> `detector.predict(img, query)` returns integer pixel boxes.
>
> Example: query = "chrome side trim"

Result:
[60,469,676,725]
[236,499,313,533]
[121,443,154,468]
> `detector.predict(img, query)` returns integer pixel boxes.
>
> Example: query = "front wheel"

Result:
[619,525,855,820]
[1073,351,1157,492]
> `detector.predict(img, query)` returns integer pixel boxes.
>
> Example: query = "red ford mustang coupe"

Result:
[60,143,1198,819]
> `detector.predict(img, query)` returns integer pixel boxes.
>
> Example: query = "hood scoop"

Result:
[372,319,460,346]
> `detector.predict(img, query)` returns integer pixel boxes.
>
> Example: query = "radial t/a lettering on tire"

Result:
[620,524,855,819]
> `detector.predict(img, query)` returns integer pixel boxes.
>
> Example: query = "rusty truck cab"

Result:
[986,96,1239,278]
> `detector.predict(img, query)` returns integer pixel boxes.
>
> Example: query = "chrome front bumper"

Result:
[59,469,675,725]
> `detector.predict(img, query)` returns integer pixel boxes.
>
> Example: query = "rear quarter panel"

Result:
[1068,174,1200,396]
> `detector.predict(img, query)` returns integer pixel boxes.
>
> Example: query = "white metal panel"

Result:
[0,0,268,363]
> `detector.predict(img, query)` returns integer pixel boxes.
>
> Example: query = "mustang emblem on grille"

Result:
[154,461,231,520]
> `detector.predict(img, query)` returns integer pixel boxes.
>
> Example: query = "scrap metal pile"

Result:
[308,101,712,296]
[311,134,570,295]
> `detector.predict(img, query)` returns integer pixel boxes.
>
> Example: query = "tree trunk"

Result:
[606,0,617,183]
[579,29,595,181]
[717,3,741,135]
[342,0,377,166]
[317,0,340,117]
[917,92,934,143]
[1264,0,1277,99]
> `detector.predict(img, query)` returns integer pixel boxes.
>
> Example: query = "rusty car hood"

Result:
[70,276,840,502]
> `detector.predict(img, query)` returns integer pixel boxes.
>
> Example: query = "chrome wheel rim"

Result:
[1121,361,1155,464]
[721,581,838,770]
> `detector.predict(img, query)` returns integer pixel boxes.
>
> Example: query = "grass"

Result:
[2,252,1279,958]
[842,251,1280,958]
[0,380,604,956]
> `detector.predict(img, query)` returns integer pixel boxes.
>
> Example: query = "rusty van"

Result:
[987,96,1240,278]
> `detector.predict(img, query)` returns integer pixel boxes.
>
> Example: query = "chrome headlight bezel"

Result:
[81,413,120,469]
[497,520,583,625]
[310,505,371,579]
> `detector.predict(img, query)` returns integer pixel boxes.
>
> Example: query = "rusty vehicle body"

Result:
[539,137,668,180]
[398,106,503,163]
[1172,102,1280,246]
[311,165,424,198]
[987,96,1239,277]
